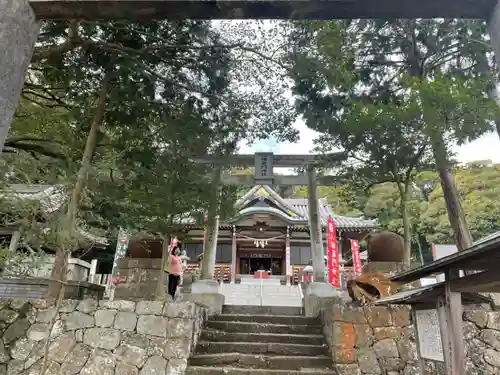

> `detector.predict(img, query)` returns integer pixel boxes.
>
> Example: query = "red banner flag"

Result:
[327,218,339,288]
[350,239,362,275]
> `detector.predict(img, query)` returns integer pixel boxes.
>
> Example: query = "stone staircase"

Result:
[186,305,336,375]
[221,282,302,307]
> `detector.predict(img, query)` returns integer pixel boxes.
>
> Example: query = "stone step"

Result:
[211,314,319,325]
[196,341,329,356]
[206,321,321,335]
[185,367,337,375]
[222,305,303,316]
[222,290,301,296]
[188,353,333,370]
[223,294,301,299]
[200,330,325,346]
[223,298,302,304]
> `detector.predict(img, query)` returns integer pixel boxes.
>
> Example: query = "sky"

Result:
[239,117,500,165]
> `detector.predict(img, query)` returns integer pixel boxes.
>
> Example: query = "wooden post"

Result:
[306,165,325,282]
[411,309,426,375]
[89,259,98,283]
[231,226,237,283]
[285,226,291,286]
[436,270,465,375]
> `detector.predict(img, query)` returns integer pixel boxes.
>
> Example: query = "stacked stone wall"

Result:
[0,299,207,375]
[322,303,500,375]
[424,309,500,375]
[322,304,418,375]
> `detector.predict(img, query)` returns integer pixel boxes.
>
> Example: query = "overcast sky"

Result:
[239,117,500,164]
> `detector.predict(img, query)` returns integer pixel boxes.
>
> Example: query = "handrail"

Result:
[260,273,264,306]
[298,278,304,315]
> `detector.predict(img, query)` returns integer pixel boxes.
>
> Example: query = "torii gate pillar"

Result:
[306,165,325,282]
[0,0,40,150]
[303,165,345,317]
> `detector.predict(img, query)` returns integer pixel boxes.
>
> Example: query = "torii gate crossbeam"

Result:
[29,0,497,20]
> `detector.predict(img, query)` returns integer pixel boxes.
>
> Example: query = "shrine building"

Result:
[179,185,378,284]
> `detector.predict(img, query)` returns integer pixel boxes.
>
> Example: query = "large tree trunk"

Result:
[402,184,412,266]
[396,179,412,267]
[431,132,473,251]
[486,57,500,141]
[45,74,110,301]
[415,235,425,265]
[487,88,500,142]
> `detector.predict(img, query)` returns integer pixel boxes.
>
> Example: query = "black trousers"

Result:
[167,274,180,299]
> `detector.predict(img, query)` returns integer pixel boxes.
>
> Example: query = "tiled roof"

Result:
[1,184,108,245]
[1,184,66,213]
[233,185,377,230]
[283,197,377,230]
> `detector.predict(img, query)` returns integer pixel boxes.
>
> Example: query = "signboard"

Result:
[415,309,444,361]
[432,244,464,282]
[239,251,282,259]
[350,239,362,275]
[254,152,274,185]
[327,218,339,287]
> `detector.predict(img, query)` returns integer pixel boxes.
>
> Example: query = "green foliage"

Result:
[4,20,297,247]
[287,20,497,177]
[286,19,499,259]
[419,162,500,244]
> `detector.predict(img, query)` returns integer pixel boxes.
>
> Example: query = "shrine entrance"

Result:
[238,250,284,276]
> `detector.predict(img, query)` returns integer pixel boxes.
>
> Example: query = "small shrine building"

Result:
[176,185,378,284]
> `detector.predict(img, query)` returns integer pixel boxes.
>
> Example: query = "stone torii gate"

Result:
[193,152,344,315]
[198,153,339,282]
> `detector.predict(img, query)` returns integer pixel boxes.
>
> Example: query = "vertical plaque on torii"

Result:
[254,152,274,185]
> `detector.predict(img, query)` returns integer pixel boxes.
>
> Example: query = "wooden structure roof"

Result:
[374,282,491,309]
[391,231,500,292]
[377,231,500,375]
[0,184,108,246]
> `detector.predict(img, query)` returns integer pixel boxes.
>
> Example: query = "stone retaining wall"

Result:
[423,309,500,375]
[322,303,500,375]
[322,304,419,375]
[0,299,207,375]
